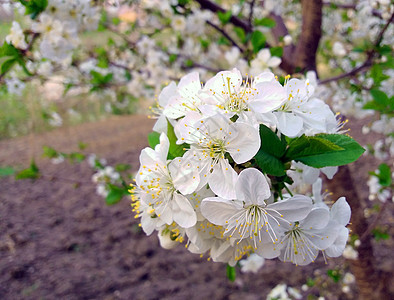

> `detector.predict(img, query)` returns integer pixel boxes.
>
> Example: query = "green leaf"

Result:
[327,269,341,283]
[270,47,283,58]
[234,27,246,43]
[105,184,128,205]
[218,11,232,25]
[255,151,286,176]
[167,120,188,159]
[20,0,48,19]
[148,131,161,149]
[364,89,394,113]
[78,142,88,150]
[1,58,17,75]
[42,145,58,158]
[68,152,86,164]
[254,125,287,176]
[226,264,236,282]
[15,160,40,180]
[259,124,287,158]
[251,31,266,53]
[0,166,15,177]
[285,135,343,161]
[377,163,392,187]
[115,163,131,172]
[254,17,276,28]
[372,227,390,241]
[286,134,365,168]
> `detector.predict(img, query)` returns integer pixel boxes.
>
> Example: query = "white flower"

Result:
[239,253,265,273]
[48,112,63,127]
[225,47,241,66]
[201,68,286,119]
[267,284,288,300]
[151,82,177,133]
[325,197,351,258]
[283,35,293,46]
[201,168,313,258]
[163,72,204,120]
[171,15,186,32]
[179,113,260,199]
[279,207,341,265]
[274,78,333,137]
[332,41,346,57]
[343,272,355,284]
[250,49,281,76]
[135,133,199,228]
[6,21,27,49]
[288,287,302,299]
[5,78,25,96]
[343,245,358,260]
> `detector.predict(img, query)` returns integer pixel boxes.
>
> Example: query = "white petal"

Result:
[155,133,170,163]
[267,195,312,222]
[325,227,349,257]
[200,197,241,225]
[172,193,197,228]
[209,159,237,199]
[308,220,341,250]
[303,166,320,184]
[300,207,330,230]
[267,56,282,68]
[321,166,338,179]
[249,80,286,113]
[158,81,177,107]
[227,122,260,163]
[276,112,304,138]
[203,68,242,96]
[235,168,270,206]
[330,197,351,226]
[169,158,200,195]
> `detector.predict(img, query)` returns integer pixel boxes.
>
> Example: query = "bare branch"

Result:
[206,20,244,52]
[194,0,252,32]
[248,0,256,27]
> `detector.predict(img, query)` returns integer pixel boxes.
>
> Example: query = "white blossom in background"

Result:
[239,253,265,273]
[250,49,281,76]
[5,78,26,96]
[6,21,27,49]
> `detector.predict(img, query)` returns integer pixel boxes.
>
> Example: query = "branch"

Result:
[206,20,244,52]
[194,0,252,32]
[322,1,384,19]
[360,201,390,241]
[319,11,394,84]
[248,0,256,27]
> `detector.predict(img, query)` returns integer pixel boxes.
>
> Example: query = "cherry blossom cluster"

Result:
[131,69,353,266]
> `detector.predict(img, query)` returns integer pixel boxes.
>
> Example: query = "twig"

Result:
[194,0,252,33]
[360,201,390,241]
[206,20,244,52]
[319,11,394,85]
[322,1,384,19]
[248,0,256,27]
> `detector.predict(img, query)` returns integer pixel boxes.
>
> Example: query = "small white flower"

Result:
[6,21,27,49]
[267,283,288,300]
[283,35,293,46]
[332,42,346,57]
[171,15,186,32]
[250,49,281,75]
[239,253,265,273]
[343,272,355,284]
[343,245,358,260]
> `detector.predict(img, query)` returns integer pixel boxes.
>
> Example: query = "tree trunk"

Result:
[293,0,323,72]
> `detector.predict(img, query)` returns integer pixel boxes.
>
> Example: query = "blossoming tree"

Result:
[1,0,392,299]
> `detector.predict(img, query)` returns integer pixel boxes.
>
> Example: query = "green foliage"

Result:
[284,134,365,168]
[369,64,390,86]
[233,27,247,43]
[90,70,113,91]
[251,31,266,53]
[363,89,394,115]
[115,163,131,172]
[372,227,390,241]
[167,120,188,159]
[370,163,392,187]
[255,124,287,176]
[148,131,161,148]
[218,11,232,25]
[0,42,31,76]
[254,17,276,28]
[19,0,48,19]
[15,160,40,180]
[105,183,129,205]
[0,166,15,177]
[327,269,341,283]
[270,47,283,58]
[226,264,236,282]
[43,145,58,158]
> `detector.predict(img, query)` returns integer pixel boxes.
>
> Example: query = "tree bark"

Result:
[326,166,386,300]
[293,0,323,72]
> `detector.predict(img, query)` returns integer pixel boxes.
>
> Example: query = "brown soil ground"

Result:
[0,115,392,300]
